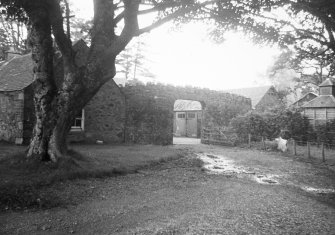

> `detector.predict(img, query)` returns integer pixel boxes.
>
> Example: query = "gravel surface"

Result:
[1,145,335,234]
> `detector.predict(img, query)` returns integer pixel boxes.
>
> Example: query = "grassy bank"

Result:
[0,144,185,211]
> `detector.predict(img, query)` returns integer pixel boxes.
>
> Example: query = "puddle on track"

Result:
[197,153,335,194]
[301,186,335,194]
[197,153,280,185]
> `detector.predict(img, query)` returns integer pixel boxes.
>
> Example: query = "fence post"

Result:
[248,134,251,148]
[262,137,265,150]
[293,139,297,156]
[307,142,311,158]
[322,142,325,162]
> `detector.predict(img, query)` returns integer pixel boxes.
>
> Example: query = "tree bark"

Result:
[26,7,58,161]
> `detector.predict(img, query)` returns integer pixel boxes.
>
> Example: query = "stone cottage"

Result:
[0,53,34,144]
[0,43,252,145]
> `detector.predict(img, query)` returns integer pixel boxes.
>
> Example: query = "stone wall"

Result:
[123,88,173,145]
[0,90,24,143]
[23,85,35,144]
[121,83,251,145]
[82,79,126,143]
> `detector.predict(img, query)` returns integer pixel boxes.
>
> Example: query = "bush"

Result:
[314,120,335,146]
[230,109,312,143]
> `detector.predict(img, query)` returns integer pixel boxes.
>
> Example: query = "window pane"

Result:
[187,113,195,118]
[177,113,185,119]
[74,118,82,127]
[72,109,84,130]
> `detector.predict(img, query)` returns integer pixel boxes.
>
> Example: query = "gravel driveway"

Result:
[1,144,335,234]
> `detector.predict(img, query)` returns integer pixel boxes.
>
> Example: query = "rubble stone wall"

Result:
[0,90,24,143]
[81,79,126,143]
[122,83,251,145]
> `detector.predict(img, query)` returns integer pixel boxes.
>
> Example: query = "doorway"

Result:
[173,100,202,138]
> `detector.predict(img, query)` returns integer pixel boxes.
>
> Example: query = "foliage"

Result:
[268,2,334,93]
[70,17,92,44]
[0,14,27,60]
[206,103,249,127]
[230,108,311,142]
[313,120,335,146]
[210,1,335,95]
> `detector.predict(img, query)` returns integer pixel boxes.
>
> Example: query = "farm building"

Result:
[290,92,318,109]
[0,53,34,144]
[173,100,202,138]
[302,78,335,126]
[0,43,251,145]
[224,85,282,111]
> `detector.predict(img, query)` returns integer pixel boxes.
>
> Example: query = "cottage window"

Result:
[71,109,84,131]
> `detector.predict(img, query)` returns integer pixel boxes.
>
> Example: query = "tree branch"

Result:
[110,0,140,55]
[137,7,190,34]
[47,0,73,66]
[114,2,181,24]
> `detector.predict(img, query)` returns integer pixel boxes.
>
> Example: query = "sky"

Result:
[70,0,281,90]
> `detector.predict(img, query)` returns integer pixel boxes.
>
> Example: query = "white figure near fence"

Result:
[275,137,287,152]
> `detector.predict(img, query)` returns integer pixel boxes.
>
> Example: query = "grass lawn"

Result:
[0,143,185,211]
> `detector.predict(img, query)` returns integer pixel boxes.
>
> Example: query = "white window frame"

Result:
[71,109,85,131]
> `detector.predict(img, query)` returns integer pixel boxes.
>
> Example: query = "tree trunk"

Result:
[25,0,120,162]
[26,7,58,162]
[47,111,74,161]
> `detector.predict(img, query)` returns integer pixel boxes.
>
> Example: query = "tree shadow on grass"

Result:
[0,147,185,212]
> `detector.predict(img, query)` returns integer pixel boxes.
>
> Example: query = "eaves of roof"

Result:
[302,95,335,108]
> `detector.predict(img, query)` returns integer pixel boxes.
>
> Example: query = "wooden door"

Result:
[186,112,197,137]
[175,112,186,136]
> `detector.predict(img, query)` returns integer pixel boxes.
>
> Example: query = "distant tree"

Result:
[269,48,332,95]
[0,14,27,59]
[117,38,156,83]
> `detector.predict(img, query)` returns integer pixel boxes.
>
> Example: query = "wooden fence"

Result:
[202,130,335,163]
[248,134,335,163]
[202,128,238,146]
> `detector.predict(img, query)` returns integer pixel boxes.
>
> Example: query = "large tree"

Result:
[0,0,231,162]
[0,0,334,162]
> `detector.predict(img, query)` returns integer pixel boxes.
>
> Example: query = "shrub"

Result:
[230,111,267,142]
[230,108,312,143]
[314,120,335,146]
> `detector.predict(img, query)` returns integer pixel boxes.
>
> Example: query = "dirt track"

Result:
[1,144,335,234]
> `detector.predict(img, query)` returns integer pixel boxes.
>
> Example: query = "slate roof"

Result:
[319,78,334,87]
[223,85,273,108]
[291,92,318,107]
[0,40,89,92]
[174,100,202,111]
[0,54,33,91]
[302,95,335,108]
